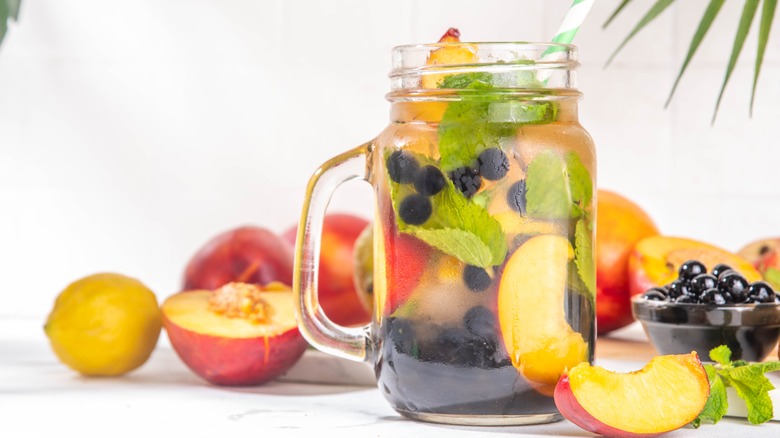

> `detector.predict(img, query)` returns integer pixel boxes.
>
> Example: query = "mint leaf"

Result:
[696,344,780,427]
[525,151,571,219]
[437,73,557,173]
[764,267,780,289]
[406,228,494,268]
[710,344,732,366]
[574,220,595,297]
[722,364,776,424]
[695,364,729,427]
[567,152,593,210]
[396,179,507,268]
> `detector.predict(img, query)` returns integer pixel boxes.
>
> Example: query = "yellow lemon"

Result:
[44,273,162,376]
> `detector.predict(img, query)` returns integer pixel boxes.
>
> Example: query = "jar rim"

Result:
[389,42,579,93]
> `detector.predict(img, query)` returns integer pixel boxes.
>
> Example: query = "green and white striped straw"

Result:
[545,0,595,55]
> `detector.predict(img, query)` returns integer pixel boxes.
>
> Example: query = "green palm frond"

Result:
[605,0,779,121]
[0,0,21,46]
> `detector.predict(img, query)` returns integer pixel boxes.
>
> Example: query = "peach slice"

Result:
[162,282,307,386]
[555,352,709,437]
[421,28,478,89]
[628,236,762,296]
[498,235,588,386]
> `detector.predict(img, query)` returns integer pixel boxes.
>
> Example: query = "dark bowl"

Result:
[631,297,780,362]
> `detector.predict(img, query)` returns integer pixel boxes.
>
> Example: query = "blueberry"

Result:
[450,166,482,198]
[413,165,446,196]
[701,288,733,306]
[643,287,668,301]
[398,194,432,225]
[506,180,527,214]
[711,263,733,279]
[464,306,496,339]
[679,260,707,281]
[690,274,718,295]
[386,150,420,184]
[477,148,509,181]
[747,281,776,304]
[675,294,699,304]
[463,265,491,292]
[718,271,749,302]
[667,280,691,299]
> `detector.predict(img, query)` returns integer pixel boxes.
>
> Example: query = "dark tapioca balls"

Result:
[506,180,527,214]
[674,294,699,304]
[690,274,718,295]
[463,265,492,292]
[747,281,777,304]
[477,148,509,181]
[642,287,669,301]
[701,288,733,306]
[413,165,446,196]
[718,271,750,302]
[450,166,482,198]
[667,280,692,299]
[398,194,432,225]
[463,306,496,339]
[386,150,420,184]
[711,263,733,279]
[679,260,707,281]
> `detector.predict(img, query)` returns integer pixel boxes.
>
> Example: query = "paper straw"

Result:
[545,0,595,54]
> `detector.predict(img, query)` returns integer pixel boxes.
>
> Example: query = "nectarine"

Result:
[284,213,371,326]
[183,226,294,291]
[162,282,307,386]
[596,190,659,335]
[738,237,780,288]
[629,236,762,296]
[554,352,709,437]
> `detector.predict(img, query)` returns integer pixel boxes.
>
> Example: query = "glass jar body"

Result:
[371,94,596,425]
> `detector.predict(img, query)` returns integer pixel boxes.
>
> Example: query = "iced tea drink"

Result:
[295,34,595,426]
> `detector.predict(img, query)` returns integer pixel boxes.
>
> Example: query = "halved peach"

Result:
[497,235,588,387]
[628,236,762,296]
[555,352,709,437]
[162,282,307,386]
[738,237,780,287]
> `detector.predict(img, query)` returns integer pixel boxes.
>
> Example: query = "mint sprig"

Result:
[693,345,780,427]
[525,151,592,220]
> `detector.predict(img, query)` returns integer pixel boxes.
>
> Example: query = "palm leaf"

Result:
[6,0,20,19]
[665,0,726,107]
[606,0,677,66]
[712,0,761,123]
[0,1,8,45]
[751,0,778,115]
[603,0,634,28]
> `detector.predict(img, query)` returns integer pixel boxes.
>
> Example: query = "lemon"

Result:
[44,273,162,376]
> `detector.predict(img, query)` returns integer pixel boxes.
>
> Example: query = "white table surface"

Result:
[2,316,778,438]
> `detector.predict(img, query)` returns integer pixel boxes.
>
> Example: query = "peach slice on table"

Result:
[555,352,709,438]
[497,235,588,388]
[162,282,307,386]
[628,236,762,296]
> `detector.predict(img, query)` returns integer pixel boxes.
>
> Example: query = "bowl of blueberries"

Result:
[632,260,780,362]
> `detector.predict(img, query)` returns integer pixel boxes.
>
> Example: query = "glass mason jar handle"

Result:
[293,143,374,363]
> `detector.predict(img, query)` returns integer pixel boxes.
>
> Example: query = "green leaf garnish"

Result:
[665,0,726,107]
[694,345,780,427]
[392,175,507,268]
[525,151,592,220]
[437,72,557,172]
[574,220,595,297]
[751,0,778,115]
[606,0,677,66]
[712,0,761,123]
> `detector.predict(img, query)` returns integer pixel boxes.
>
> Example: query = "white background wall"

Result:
[2,0,778,318]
